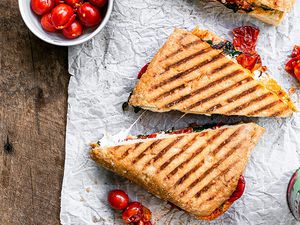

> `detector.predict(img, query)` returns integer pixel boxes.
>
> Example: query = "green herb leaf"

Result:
[223,41,241,58]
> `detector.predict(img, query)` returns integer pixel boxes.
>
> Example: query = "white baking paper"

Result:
[61,0,300,224]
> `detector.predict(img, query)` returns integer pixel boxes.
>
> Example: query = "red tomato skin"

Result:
[122,202,143,224]
[285,55,300,75]
[89,0,107,7]
[77,3,102,27]
[55,0,64,4]
[236,53,261,71]
[62,20,83,39]
[107,189,129,210]
[64,0,83,8]
[228,175,245,202]
[294,63,300,81]
[137,63,149,79]
[291,45,300,58]
[233,26,259,55]
[41,13,56,32]
[31,0,55,15]
[51,4,76,29]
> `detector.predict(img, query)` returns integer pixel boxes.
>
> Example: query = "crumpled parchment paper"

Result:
[61,0,300,224]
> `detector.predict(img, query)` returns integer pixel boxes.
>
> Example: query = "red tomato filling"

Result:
[285,46,300,82]
[232,26,263,72]
[201,175,245,220]
[137,63,150,79]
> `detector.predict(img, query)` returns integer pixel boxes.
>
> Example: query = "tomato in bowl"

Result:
[19,0,114,46]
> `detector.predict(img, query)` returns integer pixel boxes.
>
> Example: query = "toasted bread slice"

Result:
[216,0,296,25]
[91,123,265,219]
[129,29,297,117]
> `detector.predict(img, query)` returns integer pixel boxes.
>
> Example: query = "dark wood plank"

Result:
[0,1,69,224]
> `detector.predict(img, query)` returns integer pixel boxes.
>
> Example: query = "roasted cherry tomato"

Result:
[51,3,76,29]
[291,45,300,58]
[137,63,149,79]
[31,0,55,15]
[64,0,83,8]
[62,20,83,39]
[236,53,262,71]
[77,2,102,27]
[233,26,259,55]
[122,202,143,224]
[41,13,56,32]
[285,55,300,74]
[89,0,108,7]
[141,206,152,222]
[107,189,129,210]
[293,63,300,81]
[228,175,245,202]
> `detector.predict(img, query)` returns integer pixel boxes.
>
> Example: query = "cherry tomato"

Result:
[64,0,83,8]
[89,0,107,8]
[293,63,300,81]
[62,20,82,39]
[51,3,76,29]
[236,53,262,71]
[285,55,300,75]
[77,2,102,27]
[291,45,300,58]
[31,0,55,15]
[141,206,152,222]
[122,202,143,224]
[54,0,64,4]
[137,63,149,79]
[228,175,245,202]
[41,13,56,32]
[233,26,259,55]
[107,190,129,210]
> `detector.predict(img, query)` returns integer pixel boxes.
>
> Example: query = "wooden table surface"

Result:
[0,1,69,225]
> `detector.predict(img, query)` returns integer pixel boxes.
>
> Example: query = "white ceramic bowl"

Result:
[19,0,114,46]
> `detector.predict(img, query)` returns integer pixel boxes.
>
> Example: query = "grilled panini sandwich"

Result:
[91,123,265,220]
[215,0,296,25]
[129,28,297,117]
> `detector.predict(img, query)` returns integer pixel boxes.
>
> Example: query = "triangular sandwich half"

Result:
[91,123,265,220]
[129,28,297,117]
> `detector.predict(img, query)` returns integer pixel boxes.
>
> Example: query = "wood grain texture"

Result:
[0,1,69,224]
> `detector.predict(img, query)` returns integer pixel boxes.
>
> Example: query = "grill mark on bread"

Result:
[131,140,162,164]
[151,53,223,90]
[159,39,204,63]
[226,85,260,104]
[164,47,211,71]
[181,135,244,197]
[248,100,280,116]
[164,69,244,108]
[194,158,240,199]
[159,135,199,171]
[186,77,251,110]
[121,143,142,158]
[152,84,185,102]
[151,61,235,103]
[166,130,224,179]
[269,105,290,117]
[226,93,272,114]
[210,60,234,74]
[175,127,242,188]
[143,136,185,169]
